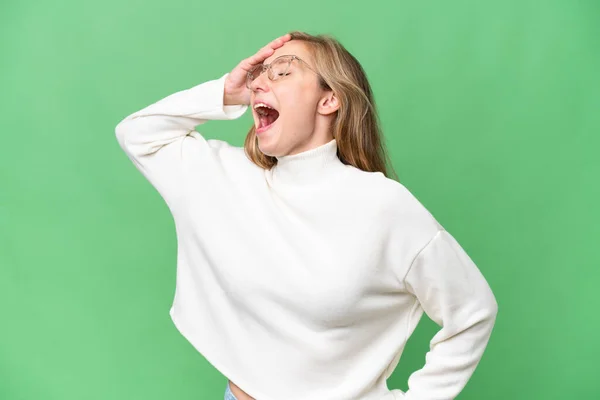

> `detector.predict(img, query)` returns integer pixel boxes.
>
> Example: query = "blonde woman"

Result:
[115,31,498,400]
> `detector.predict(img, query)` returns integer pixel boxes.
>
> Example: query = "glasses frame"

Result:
[245,55,320,89]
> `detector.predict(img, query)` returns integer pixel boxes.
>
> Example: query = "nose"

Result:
[249,69,270,92]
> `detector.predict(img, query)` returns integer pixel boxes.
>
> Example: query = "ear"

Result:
[317,90,340,116]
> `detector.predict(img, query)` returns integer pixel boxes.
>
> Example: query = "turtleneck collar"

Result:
[269,138,344,186]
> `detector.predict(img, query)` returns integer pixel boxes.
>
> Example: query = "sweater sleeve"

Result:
[114,72,248,212]
[400,229,498,400]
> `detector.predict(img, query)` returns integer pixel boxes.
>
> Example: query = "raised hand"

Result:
[223,33,292,106]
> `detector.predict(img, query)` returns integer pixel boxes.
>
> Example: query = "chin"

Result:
[255,131,274,153]
[257,135,287,159]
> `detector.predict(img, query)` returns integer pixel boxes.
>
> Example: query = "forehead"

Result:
[264,40,312,65]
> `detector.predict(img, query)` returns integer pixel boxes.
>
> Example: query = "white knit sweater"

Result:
[115,72,498,400]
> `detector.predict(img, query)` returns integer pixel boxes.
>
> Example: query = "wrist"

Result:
[223,92,242,106]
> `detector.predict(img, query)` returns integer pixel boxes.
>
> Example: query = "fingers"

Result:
[252,33,292,63]
[251,46,274,63]
[266,33,291,50]
[240,33,293,72]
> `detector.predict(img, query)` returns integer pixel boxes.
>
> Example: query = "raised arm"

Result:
[115,34,292,213]
[399,229,498,400]
[114,73,248,212]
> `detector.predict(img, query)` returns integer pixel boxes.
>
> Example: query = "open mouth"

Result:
[254,104,280,133]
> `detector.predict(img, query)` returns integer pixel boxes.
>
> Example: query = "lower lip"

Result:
[256,119,278,135]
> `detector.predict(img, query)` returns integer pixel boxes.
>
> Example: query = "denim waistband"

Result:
[224,381,238,400]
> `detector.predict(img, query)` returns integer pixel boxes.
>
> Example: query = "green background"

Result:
[1,0,598,399]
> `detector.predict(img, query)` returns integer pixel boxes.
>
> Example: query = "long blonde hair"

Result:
[243,30,399,181]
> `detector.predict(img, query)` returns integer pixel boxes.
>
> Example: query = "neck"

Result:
[270,138,343,186]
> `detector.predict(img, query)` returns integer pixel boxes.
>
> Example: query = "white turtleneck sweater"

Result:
[115,73,498,400]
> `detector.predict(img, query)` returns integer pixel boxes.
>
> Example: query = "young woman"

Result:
[116,31,498,400]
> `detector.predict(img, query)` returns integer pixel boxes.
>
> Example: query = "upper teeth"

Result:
[254,103,273,110]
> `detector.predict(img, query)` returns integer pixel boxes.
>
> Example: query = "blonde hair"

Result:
[243,30,399,181]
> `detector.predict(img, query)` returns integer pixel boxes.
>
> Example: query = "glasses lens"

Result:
[270,57,292,81]
[246,64,265,88]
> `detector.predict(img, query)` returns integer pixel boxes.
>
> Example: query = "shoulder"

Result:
[348,169,447,278]
[343,165,442,236]
[194,136,264,174]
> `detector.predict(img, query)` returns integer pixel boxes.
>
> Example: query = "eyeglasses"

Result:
[246,55,320,89]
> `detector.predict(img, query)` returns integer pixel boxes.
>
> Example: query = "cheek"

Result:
[279,89,315,120]
[275,79,319,124]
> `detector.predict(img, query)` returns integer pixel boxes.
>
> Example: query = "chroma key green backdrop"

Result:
[1,0,598,399]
